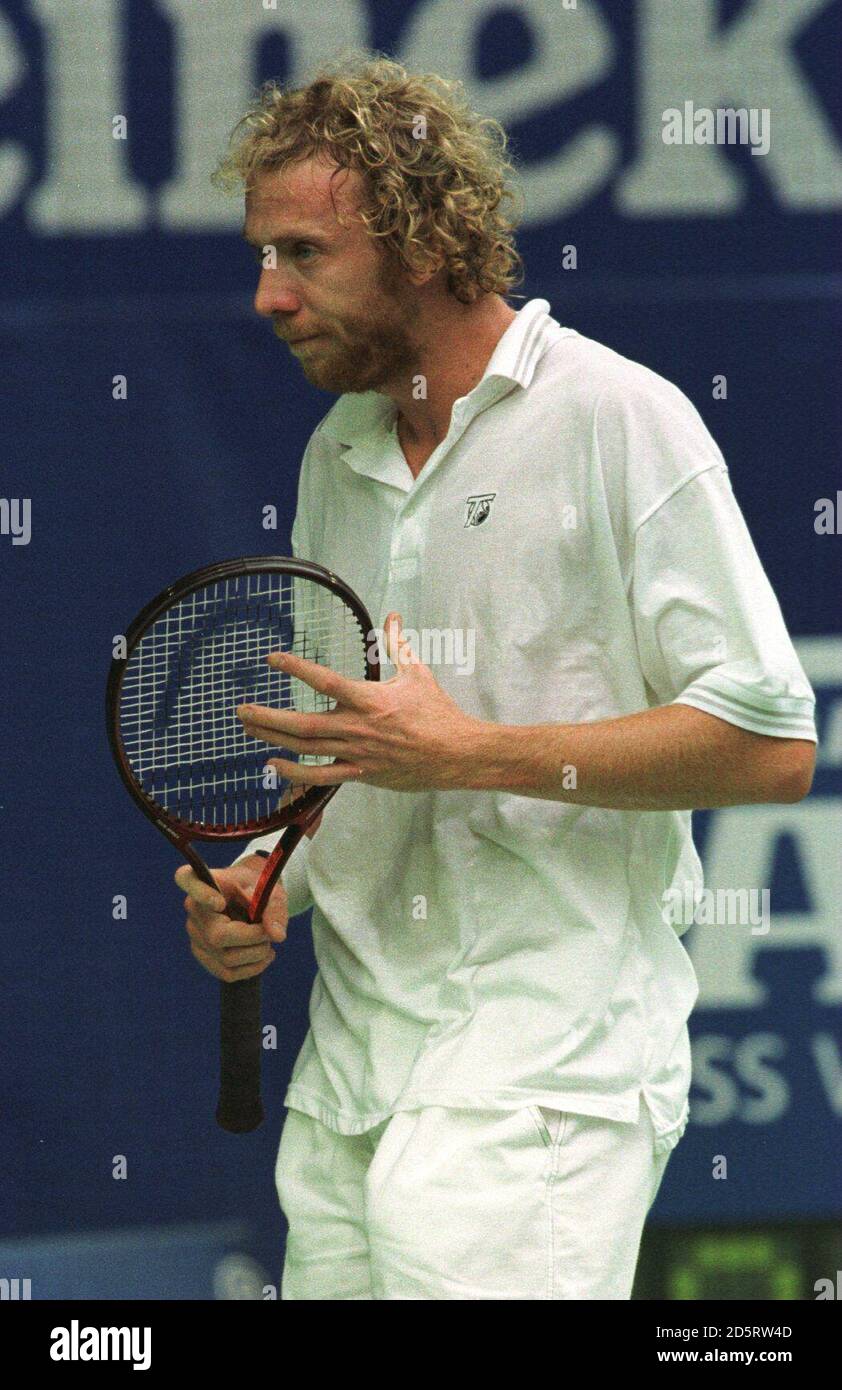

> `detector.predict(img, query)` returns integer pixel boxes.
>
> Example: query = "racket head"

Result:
[106,556,379,848]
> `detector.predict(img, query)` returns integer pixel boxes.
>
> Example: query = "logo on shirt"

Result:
[464,493,496,528]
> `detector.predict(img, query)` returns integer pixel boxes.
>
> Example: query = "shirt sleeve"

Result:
[630,462,817,741]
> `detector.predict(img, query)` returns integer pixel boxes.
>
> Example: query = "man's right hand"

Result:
[174,854,289,983]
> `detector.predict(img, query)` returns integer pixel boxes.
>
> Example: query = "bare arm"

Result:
[459,702,816,810]
[238,628,815,810]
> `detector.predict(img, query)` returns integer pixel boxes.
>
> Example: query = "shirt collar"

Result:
[317,298,568,449]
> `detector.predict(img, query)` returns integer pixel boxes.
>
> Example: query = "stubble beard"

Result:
[297,263,419,395]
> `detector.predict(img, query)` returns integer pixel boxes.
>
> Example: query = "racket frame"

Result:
[106,555,379,1133]
[107,555,377,847]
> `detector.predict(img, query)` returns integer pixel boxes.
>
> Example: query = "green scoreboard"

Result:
[633,1224,842,1301]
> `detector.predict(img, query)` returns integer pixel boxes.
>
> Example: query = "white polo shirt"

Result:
[240,298,817,1145]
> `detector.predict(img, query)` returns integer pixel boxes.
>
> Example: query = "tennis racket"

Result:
[106,556,378,1133]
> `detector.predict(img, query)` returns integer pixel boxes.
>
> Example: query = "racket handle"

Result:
[216,977,264,1133]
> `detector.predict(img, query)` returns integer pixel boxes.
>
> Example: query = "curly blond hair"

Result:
[212,52,524,304]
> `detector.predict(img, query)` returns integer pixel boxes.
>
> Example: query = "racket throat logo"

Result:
[464,493,496,528]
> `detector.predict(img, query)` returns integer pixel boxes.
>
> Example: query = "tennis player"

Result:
[176,56,817,1300]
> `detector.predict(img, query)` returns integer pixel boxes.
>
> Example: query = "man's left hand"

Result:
[236,612,482,791]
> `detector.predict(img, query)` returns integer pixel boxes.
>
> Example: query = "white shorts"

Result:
[276,1101,680,1300]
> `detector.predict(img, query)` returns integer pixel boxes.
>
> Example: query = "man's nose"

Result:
[253,267,300,318]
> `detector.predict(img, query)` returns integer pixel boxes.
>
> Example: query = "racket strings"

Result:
[118,573,368,828]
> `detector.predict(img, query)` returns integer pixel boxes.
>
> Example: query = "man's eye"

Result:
[251,245,316,264]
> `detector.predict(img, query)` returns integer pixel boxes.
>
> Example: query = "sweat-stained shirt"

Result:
[237,298,817,1150]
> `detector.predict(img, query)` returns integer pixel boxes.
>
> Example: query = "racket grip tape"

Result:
[216,976,264,1133]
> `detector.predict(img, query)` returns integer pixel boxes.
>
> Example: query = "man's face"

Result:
[244,156,420,394]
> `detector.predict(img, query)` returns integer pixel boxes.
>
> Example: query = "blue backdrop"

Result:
[0,0,839,1297]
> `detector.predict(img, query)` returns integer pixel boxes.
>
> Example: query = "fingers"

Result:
[280,784,307,808]
[265,756,361,786]
[254,730,350,758]
[258,878,290,941]
[177,858,289,981]
[184,901,266,944]
[263,648,374,708]
[186,927,276,984]
[226,855,289,940]
[184,904,280,983]
[236,704,354,744]
[383,612,418,670]
[267,648,367,703]
[183,912,262,952]
[173,864,226,913]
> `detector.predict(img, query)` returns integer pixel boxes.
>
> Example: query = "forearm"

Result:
[459,703,813,810]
